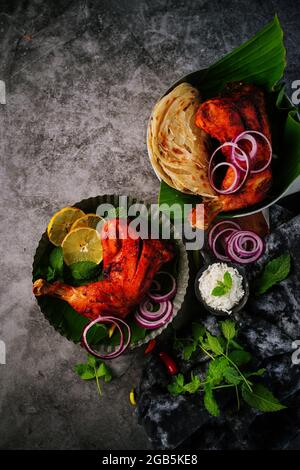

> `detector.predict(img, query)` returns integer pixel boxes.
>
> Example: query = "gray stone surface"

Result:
[0,0,299,450]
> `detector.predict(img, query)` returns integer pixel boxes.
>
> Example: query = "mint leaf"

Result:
[206,333,224,355]
[241,383,286,412]
[223,367,242,385]
[87,355,96,367]
[220,320,236,342]
[211,285,226,296]
[207,357,229,385]
[229,350,252,366]
[230,339,244,350]
[223,271,233,289]
[69,261,100,281]
[46,265,56,281]
[74,364,95,380]
[245,368,266,378]
[192,323,206,341]
[211,272,233,297]
[255,254,291,295]
[204,384,220,417]
[183,342,197,360]
[168,374,185,395]
[96,363,112,383]
[184,374,202,394]
[49,247,64,278]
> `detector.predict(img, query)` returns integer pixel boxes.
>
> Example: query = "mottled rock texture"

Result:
[0,0,299,450]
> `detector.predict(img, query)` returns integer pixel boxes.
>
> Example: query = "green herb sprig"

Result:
[255,254,291,295]
[75,355,112,397]
[211,271,233,297]
[171,320,285,416]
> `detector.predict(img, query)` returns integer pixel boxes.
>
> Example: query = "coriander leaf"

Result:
[223,367,242,385]
[220,320,236,342]
[206,332,224,355]
[183,374,202,394]
[229,350,252,366]
[183,342,197,360]
[168,374,185,395]
[241,383,286,412]
[74,364,95,380]
[204,384,220,417]
[49,247,64,277]
[211,285,226,296]
[255,254,291,295]
[223,271,233,289]
[207,357,229,385]
[192,323,206,341]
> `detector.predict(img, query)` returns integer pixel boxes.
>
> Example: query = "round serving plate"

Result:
[32,194,190,352]
[147,68,300,219]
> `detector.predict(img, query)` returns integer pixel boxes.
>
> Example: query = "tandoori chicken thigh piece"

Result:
[191,82,272,229]
[33,218,174,319]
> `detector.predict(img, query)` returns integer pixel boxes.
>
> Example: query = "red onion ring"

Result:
[211,227,239,262]
[209,142,250,194]
[231,133,258,169]
[139,298,169,321]
[82,316,131,360]
[226,230,265,264]
[208,220,241,250]
[134,301,173,329]
[148,271,176,302]
[208,222,265,264]
[233,130,272,174]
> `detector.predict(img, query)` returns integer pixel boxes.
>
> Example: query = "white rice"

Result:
[198,263,244,314]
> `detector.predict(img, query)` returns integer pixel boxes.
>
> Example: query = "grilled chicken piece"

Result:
[191,82,272,229]
[33,219,174,319]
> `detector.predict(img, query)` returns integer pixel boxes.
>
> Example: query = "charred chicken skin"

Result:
[33,218,174,319]
[191,82,272,229]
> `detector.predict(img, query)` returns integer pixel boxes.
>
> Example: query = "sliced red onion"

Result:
[134,301,173,329]
[211,227,238,262]
[148,271,176,302]
[139,298,169,321]
[208,220,241,250]
[231,133,258,170]
[82,316,131,360]
[233,130,272,174]
[209,142,250,194]
[226,230,265,264]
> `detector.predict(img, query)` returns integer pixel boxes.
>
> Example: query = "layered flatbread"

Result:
[148,82,216,197]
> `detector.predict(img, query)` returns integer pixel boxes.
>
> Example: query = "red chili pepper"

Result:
[144,339,156,355]
[158,351,178,376]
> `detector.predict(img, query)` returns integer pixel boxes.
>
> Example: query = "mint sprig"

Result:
[211,271,233,297]
[169,320,285,416]
[255,254,291,295]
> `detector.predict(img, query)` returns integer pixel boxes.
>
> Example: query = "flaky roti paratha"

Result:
[148,82,216,197]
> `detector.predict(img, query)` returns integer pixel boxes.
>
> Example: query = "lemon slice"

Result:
[71,213,104,232]
[47,207,85,246]
[62,227,103,266]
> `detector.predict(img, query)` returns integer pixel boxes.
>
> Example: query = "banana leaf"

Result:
[158,16,300,219]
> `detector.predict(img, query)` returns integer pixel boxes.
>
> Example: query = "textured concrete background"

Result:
[0,0,299,450]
